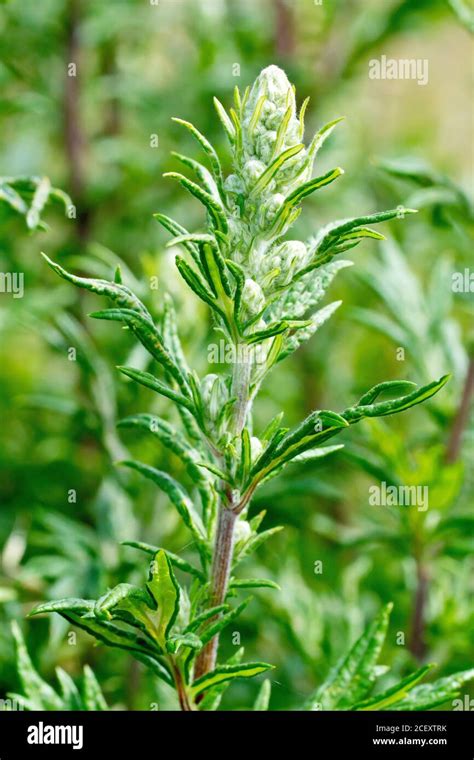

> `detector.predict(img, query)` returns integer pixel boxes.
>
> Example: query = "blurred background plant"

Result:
[0,0,472,710]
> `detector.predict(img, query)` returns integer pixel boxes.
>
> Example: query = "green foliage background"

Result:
[0,0,472,710]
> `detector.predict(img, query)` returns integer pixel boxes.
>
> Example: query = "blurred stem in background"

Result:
[64,0,89,243]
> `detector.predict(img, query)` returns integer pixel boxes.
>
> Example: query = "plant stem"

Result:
[409,557,429,660]
[231,345,252,435]
[64,0,89,243]
[170,660,193,711]
[445,354,474,464]
[194,345,251,684]
[194,501,237,680]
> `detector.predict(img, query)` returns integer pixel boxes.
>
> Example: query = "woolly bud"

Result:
[241,278,266,318]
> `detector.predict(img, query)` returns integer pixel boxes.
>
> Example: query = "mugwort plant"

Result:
[30,66,467,711]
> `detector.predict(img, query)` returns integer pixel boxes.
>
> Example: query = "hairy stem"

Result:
[64,0,89,243]
[170,660,193,711]
[409,557,429,660]
[445,354,474,464]
[194,502,237,681]
[231,346,252,434]
[193,348,251,685]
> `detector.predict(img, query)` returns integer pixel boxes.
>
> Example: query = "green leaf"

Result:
[305,603,392,710]
[253,679,272,711]
[164,172,228,232]
[11,623,63,710]
[291,444,344,463]
[153,213,201,265]
[29,598,95,616]
[184,605,229,634]
[94,583,156,643]
[199,598,252,647]
[171,152,220,199]
[41,254,150,318]
[229,578,280,590]
[351,665,433,710]
[82,666,107,711]
[311,208,417,256]
[27,177,51,229]
[175,255,225,319]
[198,647,245,711]
[343,376,450,423]
[53,611,163,662]
[0,182,28,214]
[357,380,418,405]
[121,540,205,581]
[147,551,181,649]
[251,144,304,194]
[166,632,203,654]
[250,410,348,479]
[191,662,274,698]
[201,241,232,298]
[171,117,225,196]
[55,668,82,710]
[120,460,206,542]
[161,293,192,380]
[118,413,213,516]
[234,525,284,563]
[213,97,236,143]
[117,367,195,412]
[284,167,344,207]
[391,668,474,711]
[89,308,186,390]
[307,116,345,163]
